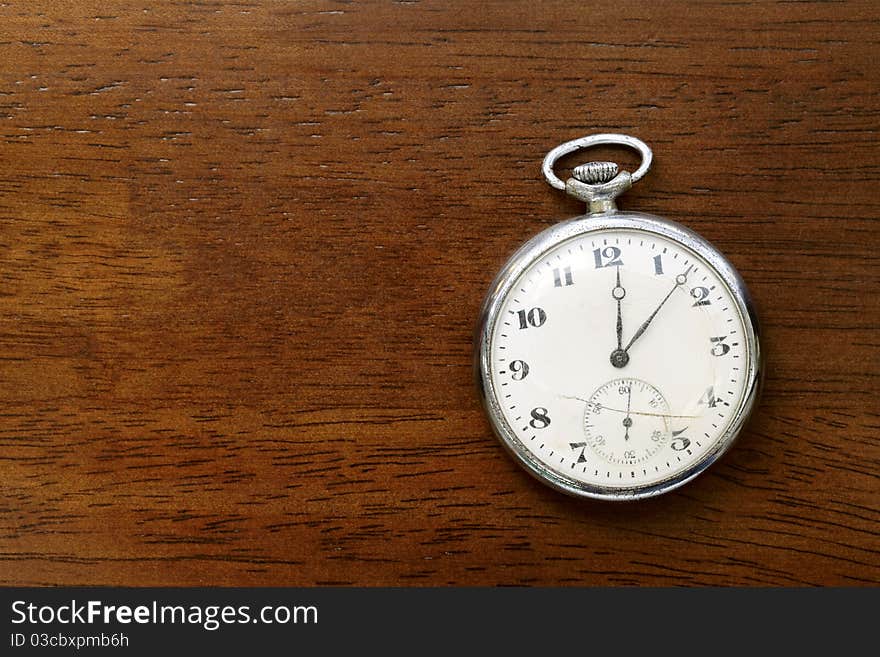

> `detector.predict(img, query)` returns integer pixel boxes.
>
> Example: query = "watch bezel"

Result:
[476,211,762,501]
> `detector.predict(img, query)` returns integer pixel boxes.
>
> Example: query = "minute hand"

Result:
[624,266,692,352]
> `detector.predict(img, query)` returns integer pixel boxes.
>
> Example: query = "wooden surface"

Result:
[1,1,878,587]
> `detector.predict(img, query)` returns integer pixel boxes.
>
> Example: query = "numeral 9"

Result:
[509,360,529,380]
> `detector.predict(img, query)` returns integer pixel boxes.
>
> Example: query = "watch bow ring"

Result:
[476,134,762,501]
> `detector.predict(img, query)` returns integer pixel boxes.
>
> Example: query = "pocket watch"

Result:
[476,134,761,500]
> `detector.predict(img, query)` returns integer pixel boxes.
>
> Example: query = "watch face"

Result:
[480,217,759,499]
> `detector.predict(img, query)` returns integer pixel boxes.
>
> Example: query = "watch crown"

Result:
[572,161,619,185]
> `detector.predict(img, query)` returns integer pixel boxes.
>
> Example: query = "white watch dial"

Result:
[488,228,751,493]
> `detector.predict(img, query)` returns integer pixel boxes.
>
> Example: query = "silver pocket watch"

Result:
[476,134,761,500]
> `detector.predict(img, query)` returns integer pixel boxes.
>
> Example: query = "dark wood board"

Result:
[0,1,878,586]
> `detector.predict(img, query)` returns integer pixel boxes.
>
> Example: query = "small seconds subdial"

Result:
[584,378,670,465]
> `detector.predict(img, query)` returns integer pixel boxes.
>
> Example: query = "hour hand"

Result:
[610,267,628,368]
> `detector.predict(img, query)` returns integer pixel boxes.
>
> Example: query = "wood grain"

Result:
[0,0,878,586]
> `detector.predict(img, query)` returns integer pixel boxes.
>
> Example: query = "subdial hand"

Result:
[623,385,633,441]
